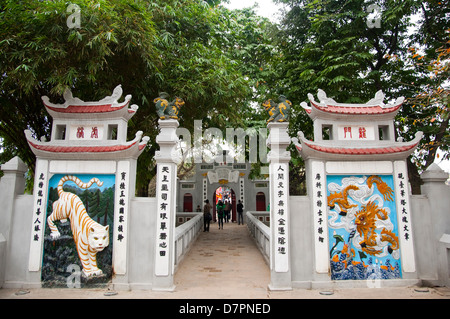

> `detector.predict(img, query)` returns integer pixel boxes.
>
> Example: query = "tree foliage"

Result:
[274,0,449,193]
[0,0,447,195]
[0,0,275,194]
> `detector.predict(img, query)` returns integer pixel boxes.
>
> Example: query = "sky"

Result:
[223,0,283,22]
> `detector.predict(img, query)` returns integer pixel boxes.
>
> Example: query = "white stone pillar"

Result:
[266,122,292,290]
[28,158,49,276]
[393,160,416,274]
[421,164,450,287]
[153,119,179,291]
[0,157,28,287]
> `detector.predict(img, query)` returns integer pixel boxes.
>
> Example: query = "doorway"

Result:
[183,193,193,212]
[213,186,236,222]
[256,192,266,211]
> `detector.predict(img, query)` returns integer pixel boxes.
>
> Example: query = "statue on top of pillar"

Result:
[263,95,292,124]
[154,92,184,120]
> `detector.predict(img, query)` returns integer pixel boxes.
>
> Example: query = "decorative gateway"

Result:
[25,85,149,287]
[293,89,422,281]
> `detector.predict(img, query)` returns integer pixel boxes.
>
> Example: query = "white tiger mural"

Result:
[47,175,109,278]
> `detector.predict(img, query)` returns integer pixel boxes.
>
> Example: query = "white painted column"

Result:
[153,119,179,291]
[0,157,28,287]
[28,159,50,273]
[267,122,292,290]
[393,160,416,274]
[113,160,131,275]
[310,160,329,274]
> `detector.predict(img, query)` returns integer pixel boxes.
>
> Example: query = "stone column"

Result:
[421,163,450,287]
[153,119,179,291]
[0,157,28,240]
[266,122,292,290]
[0,157,28,287]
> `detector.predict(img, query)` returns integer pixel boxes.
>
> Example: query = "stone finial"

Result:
[0,156,28,173]
[421,163,449,183]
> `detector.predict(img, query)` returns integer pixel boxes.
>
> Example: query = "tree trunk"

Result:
[407,158,423,195]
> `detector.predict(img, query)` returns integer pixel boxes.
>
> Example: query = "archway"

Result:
[256,192,266,211]
[183,193,193,212]
[212,186,236,222]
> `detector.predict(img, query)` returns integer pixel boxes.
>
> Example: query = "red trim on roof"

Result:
[43,100,129,114]
[303,140,418,155]
[309,100,401,115]
[27,140,137,153]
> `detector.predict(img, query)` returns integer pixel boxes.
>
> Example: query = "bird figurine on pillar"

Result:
[154,92,184,120]
[263,95,292,124]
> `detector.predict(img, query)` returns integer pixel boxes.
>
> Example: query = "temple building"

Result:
[177,151,270,221]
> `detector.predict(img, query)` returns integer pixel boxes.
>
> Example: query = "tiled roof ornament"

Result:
[25,85,149,160]
[301,89,404,118]
[293,90,422,161]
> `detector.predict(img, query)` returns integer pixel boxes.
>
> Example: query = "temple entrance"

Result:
[183,193,193,212]
[256,192,266,211]
[212,186,236,222]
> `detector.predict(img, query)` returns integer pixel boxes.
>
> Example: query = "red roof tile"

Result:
[310,100,401,115]
[28,140,137,153]
[303,140,417,155]
[43,101,129,114]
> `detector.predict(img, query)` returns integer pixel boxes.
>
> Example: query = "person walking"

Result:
[237,200,244,225]
[203,199,212,232]
[216,200,225,229]
[224,200,231,223]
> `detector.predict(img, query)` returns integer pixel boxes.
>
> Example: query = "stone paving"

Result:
[1,222,450,300]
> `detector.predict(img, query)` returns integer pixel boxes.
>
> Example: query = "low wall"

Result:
[174,213,203,269]
[246,211,270,265]
[249,211,270,226]
[127,197,157,290]
[0,186,204,290]
[288,196,313,288]
[1,157,449,290]
[175,212,202,226]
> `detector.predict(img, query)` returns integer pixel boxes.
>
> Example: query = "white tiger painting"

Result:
[47,175,110,278]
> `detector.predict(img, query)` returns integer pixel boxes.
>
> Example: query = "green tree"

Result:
[0,0,158,188]
[274,0,449,193]
[0,0,276,194]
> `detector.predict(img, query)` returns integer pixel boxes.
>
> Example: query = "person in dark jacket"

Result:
[216,200,225,229]
[203,200,212,232]
[237,200,244,225]
[224,201,231,223]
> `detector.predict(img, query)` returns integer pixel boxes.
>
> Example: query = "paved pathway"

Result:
[1,222,450,300]
[173,221,270,298]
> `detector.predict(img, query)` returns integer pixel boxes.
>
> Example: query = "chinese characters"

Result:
[314,172,326,244]
[32,172,46,242]
[396,172,410,241]
[274,164,288,256]
[155,165,173,276]
[339,125,374,140]
[117,171,127,242]
[271,163,289,273]
[73,125,101,140]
